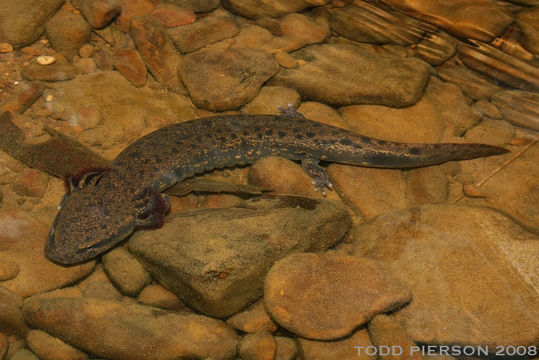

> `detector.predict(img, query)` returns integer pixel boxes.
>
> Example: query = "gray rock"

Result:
[23,296,238,360]
[352,204,539,347]
[178,47,279,111]
[129,195,351,317]
[271,44,430,107]
[0,0,64,47]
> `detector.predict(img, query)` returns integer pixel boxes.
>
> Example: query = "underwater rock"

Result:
[151,4,196,28]
[383,0,513,42]
[45,9,91,59]
[238,332,276,360]
[352,204,539,347]
[414,30,457,65]
[129,195,351,317]
[264,252,411,340]
[130,15,183,91]
[22,296,238,360]
[102,247,151,296]
[26,329,89,360]
[491,89,539,131]
[296,328,373,360]
[367,315,423,360]
[72,0,121,29]
[241,86,301,115]
[112,48,147,87]
[167,9,239,53]
[165,0,220,13]
[178,47,279,111]
[271,44,431,107]
[438,64,501,101]
[226,300,277,333]
[77,264,123,301]
[137,284,183,311]
[516,6,539,55]
[0,0,64,47]
[222,0,331,19]
[21,57,80,82]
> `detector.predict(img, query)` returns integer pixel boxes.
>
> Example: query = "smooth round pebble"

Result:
[239,332,276,360]
[264,252,412,340]
[0,259,20,280]
[79,44,94,58]
[0,43,13,53]
[36,56,56,65]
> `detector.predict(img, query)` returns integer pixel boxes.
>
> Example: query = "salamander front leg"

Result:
[278,104,305,119]
[301,157,333,196]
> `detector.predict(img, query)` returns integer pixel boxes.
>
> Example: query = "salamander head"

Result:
[45,174,170,265]
[45,187,136,265]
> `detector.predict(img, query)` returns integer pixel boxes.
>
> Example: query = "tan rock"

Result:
[367,315,423,360]
[471,100,502,120]
[102,247,151,296]
[23,297,238,360]
[73,0,121,29]
[239,332,276,360]
[271,43,430,108]
[491,89,539,131]
[516,7,539,55]
[222,0,332,19]
[12,169,49,198]
[77,265,122,301]
[0,260,19,281]
[137,284,183,310]
[241,86,300,115]
[115,0,156,31]
[297,328,374,360]
[0,286,23,308]
[414,30,457,65]
[226,300,277,333]
[178,48,279,111]
[0,332,7,360]
[0,250,95,298]
[274,336,297,360]
[9,349,40,360]
[129,196,351,317]
[26,329,89,360]
[45,9,91,59]
[0,82,44,114]
[151,3,196,28]
[0,302,30,337]
[353,204,539,347]
[264,252,411,340]
[280,13,328,46]
[167,9,239,53]
[383,0,512,42]
[438,65,501,101]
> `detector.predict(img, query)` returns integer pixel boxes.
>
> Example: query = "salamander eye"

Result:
[64,168,111,194]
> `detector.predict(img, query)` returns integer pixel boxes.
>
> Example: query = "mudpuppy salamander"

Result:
[45,109,508,264]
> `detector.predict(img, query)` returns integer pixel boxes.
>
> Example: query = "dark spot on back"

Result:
[295,134,303,140]
[265,129,273,136]
[306,132,315,138]
[340,138,353,146]
[242,130,249,136]
[376,139,387,145]
[278,131,286,138]
[409,147,421,155]
[230,133,237,140]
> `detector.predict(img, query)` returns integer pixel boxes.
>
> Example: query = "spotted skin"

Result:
[45,114,507,264]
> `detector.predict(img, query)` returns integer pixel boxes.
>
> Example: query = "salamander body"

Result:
[45,113,507,264]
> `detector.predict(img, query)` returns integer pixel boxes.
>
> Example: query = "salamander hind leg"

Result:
[132,188,170,228]
[301,157,333,196]
[278,104,305,119]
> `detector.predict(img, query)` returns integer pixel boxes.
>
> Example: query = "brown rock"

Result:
[383,0,513,42]
[241,86,301,114]
[21,58,80,82]
[239,332,276,360]
[0,0,64,47]
[297,328,374,360]
[129,196,351,317]
[45,10,91,59]
[271,44,430,108]
[353,204,539,347]
[151,3,196,28]
[516,7,539,55]
[74,57,97,74]
[330,3,425,45]
[264,252,411,340]
[12,169,49,198]
[178,48,279,111]
[0,302,30,337]
[464,118,514,146]
[438,64,501,101]
[26,330,89,360]
[0,209,49,252]
[116,0,157,32]
[405,166,449,206]
[0,286,23,308]
[0,82,44,114]
[22,297,238,360]
[77,265,122,301]
[231,23,302,53]
[0,250,95,298]
[167,9,239,53]
[73,0,121,29]
[226,300,278,333]
[471,99,502,120]
[491,89,539,131]
[165,0,220,12]
[459,41,539,92]
[367,315,423,360]
[0,261,19,281]
[92,48,113,70]
[0,332,7,360]
[9,349,39,360]
[112,49,147,87]
[414,30,457,65]
[222,0,332,19]
[102,247,151,296]
[137,284,183,310]
[130,16,183,90]
[274,336,297,360]
[280,13,328,46]
[78,44,94,58]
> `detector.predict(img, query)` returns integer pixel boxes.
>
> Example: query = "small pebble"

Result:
[79,44,94,58]
[0,43,13,53]
[0,260,20,281]
[36,56,56,66]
